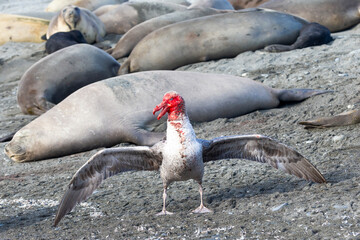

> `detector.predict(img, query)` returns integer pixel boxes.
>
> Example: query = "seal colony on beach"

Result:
[5,71,329,162]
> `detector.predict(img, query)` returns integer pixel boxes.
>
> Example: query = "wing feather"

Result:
[202,135,326,183]
[54,145,163,226]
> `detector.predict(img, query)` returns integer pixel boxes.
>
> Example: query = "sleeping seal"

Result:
[109,8,225,59]
[93,2,187,34]
[118,9,309,74]
[5,71,328,162]
[259,0,360,32]
[17,44,120,115]
[0,14,49,45]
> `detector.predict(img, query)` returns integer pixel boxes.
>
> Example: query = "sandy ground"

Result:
[1,1,360,239]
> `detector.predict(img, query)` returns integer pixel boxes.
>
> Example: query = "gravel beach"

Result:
[0,1,360,239]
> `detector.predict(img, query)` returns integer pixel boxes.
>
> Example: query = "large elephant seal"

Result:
[93,2,187,34]
[187,0,234,10]
[259,0,360,32]
[17,44,120,115]
[299,109,360,129]
[5,71,329,162]
[45,0,128,12]
[264,22,333,52]
[0,14,49,45]
[45,30,88,54]
[46,5,106,43]
[118,9,309,74]
[110,8,226,59]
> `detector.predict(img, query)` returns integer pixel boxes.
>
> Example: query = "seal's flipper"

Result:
[127,129,165,146]
[0,132,16,142]
[118,59,131,75]
[264,44,293,52]
[277,89,332,102]
[299,109,360,129]
[264,22,333,53]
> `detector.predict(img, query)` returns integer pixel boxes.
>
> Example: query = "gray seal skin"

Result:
[17,44,120,115]
[46,5,106,43]
[45,30,88,54]
[187,0,234,10]
[118,9,308,74]
[5,70,329,162]
[264,22,333,52]
[259,0,360,32]
[93,2,187,35]
[110,8,227,59]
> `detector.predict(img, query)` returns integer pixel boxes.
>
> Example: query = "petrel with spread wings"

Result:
[54,91,326,226]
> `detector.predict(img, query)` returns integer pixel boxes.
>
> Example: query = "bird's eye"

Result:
[170,97,173,101]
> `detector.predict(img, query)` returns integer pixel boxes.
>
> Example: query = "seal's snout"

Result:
[4,142,27,162]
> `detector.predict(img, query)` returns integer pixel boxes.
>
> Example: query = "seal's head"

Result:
[62,5,81,29]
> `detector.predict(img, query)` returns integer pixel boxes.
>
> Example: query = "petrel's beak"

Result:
[153,101,169,120]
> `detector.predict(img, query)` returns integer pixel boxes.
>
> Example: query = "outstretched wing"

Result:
[201,134,326,183]
[54,145,163,226]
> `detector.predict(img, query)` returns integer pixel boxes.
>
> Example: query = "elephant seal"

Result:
[0,14,49,45]
[118,9,309,74]
[93,2,187,34]
[110,8,226,59]
[259,0,360,32]
[187,0,234,10]
[46,5,106,43]
[264,22,333,52]
[45,30,88,54]
[5,71,329,162]
[45,0,128,12]
[299,109,360,129]
[17,44,120,115]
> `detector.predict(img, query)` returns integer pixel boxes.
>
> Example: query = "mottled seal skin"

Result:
[45,0,128,12]
[227,0,269,9]
[264,22,333,52]
[46,5,105,43]
[0,14,49,45]
[259,0,360,32]
[45,30,88,54]
[5,71,328,162]
[118,9,308,74]
[187,0,234,10]
[110,8,226,59]
[17,44,120,115]
[299,109,360,129]
[93,2,187,34]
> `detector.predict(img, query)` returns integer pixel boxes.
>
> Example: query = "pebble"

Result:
[332,135,344,142]
[333,205,348,210]
[271,202,289,212]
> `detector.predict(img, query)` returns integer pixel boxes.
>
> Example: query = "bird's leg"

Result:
[192,182,212,214]
[156,184,173,216]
